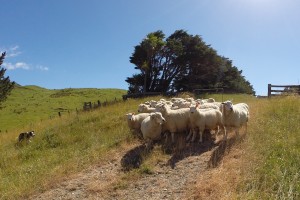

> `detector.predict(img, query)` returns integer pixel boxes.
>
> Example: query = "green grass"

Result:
[0,85,127,131]
[0,89,299,199]
[239,96,300,199]
[0,99,142,199]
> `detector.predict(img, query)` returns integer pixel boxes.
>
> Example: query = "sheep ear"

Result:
[132,112,135,115]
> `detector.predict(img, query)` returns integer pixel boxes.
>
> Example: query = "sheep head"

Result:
[150,112,165,125]
[125,112,135,121]
[222,100,233,111]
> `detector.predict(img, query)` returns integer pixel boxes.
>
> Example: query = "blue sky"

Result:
[1,0,299,96]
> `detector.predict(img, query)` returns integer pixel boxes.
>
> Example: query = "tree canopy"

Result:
[0,52,15,104]
[126,30,255,95]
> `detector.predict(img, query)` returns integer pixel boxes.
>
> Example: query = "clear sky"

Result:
[1,0,299,96]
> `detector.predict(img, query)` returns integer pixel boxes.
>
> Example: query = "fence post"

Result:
[268,84,271,98]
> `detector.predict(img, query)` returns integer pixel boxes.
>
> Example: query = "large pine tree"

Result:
[0,52,15,104]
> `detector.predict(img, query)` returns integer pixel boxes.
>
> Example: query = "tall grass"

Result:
[0,98,141,199]
[239,96,300,199]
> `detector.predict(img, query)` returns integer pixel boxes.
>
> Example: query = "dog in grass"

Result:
[18,131,35,143]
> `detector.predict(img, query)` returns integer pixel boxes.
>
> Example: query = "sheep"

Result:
[171,97,184,103]
[125,112,151,137]
[221,100,249,137]
[187,103,226,143]
[198,103,219,110]
[201,98,215,103]
[156,104,191,143]
[172,100,192,109]
[141,112,166,147]
[138,103,156,113]
[149,100,158,108]
[185,97,195,103]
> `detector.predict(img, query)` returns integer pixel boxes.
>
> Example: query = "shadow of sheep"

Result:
[120,144,152,171]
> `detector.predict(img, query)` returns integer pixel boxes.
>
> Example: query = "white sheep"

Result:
[125,112,151,137]
[138,103,156,113]
[172,100,192,108]
[202,98,215,103]
[199,103,219,110]
[141,112,166,146]
[187,103,226,143]
[156,104,191,143]
[171,97,184,103]
[221,100,249,136]
[185,97,195,103]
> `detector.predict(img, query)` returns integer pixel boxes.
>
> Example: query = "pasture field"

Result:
[0,85,127,131]
[238,96,300,199]
[0,90,299,199]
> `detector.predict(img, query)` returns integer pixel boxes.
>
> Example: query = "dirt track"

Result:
[31,132,241,200]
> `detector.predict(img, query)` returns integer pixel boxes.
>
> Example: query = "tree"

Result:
[126,30,255,95]
[0,52,15,104]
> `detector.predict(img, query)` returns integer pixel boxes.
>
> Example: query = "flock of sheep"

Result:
[125,97,249,147]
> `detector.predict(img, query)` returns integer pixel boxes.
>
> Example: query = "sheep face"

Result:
[138,104,147,112]
[189,102,200,114]
[125,113,135,121]
[154,103,164,112]
[151,112,165,125]
[189,105,197,114]
[222,100,233,111]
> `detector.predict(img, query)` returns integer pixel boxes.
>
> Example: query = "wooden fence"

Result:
[83,98,121,111]
[268,84,300,97]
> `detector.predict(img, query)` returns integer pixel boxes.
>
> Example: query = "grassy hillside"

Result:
[0,93,299,199]
[0,85,127,131]
[238,96,300,199]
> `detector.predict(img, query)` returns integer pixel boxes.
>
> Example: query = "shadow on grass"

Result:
[166,130,217,169]
[208,132,246,168]
[120,144,151,171]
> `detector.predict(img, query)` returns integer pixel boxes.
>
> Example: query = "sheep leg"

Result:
[186,129,193,141]
[164,132,169,143]
[215,126,220,136]
[145,139,153,151]
[171,132,175,143]
[198,130,203,143]
[191,129,197,142]
[221,126,227,141]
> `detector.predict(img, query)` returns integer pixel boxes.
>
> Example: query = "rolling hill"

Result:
[0,85,127,131]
